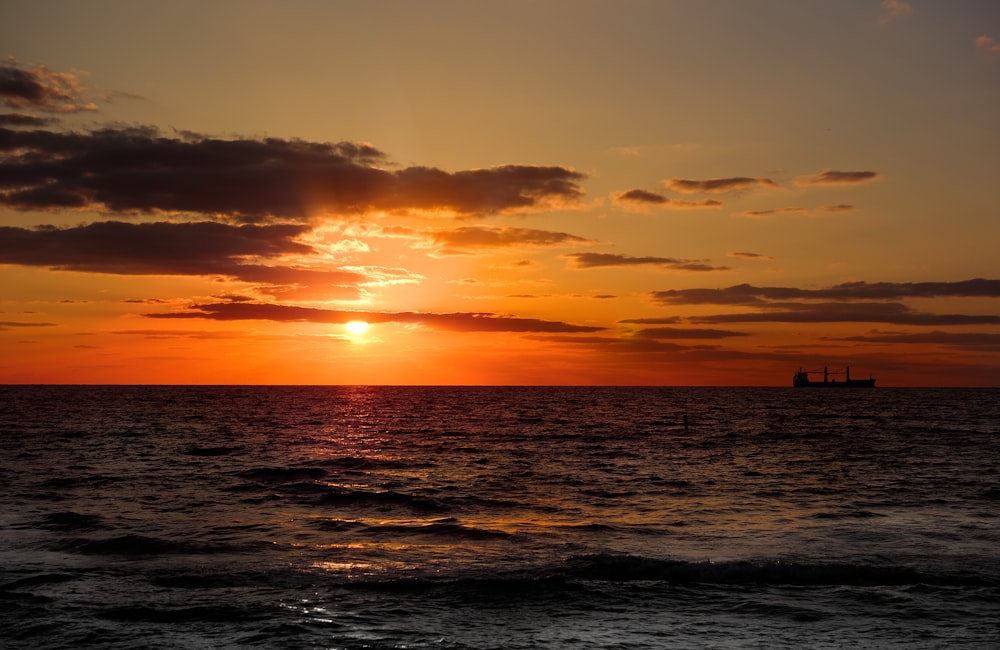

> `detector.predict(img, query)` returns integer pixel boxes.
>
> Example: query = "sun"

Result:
[345,320,369,335]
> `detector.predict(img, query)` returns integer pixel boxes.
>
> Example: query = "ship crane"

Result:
[793,365,875,387]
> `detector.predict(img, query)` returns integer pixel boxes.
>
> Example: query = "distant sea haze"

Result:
[2,386,998,649]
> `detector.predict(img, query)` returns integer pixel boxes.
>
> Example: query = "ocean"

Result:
[1,385,997,649]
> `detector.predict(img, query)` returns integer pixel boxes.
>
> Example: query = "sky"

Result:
[1,0,998,386]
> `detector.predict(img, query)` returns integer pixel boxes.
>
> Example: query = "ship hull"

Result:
[793,379,876,388]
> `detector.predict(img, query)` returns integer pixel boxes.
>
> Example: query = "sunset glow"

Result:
[346,321,369,336]
[1,1,998,386]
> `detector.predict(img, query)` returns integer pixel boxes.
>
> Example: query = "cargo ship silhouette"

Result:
[793,366,876,387]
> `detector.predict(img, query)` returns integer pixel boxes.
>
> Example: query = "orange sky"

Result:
[2,1,999,386]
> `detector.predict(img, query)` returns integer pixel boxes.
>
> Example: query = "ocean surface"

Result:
[1,386,998,649]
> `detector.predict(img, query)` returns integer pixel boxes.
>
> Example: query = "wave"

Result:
[316,487,448,512]
[306,516,510,539]
[184,445,242,456]
[559,554,994,588]
[361,519,511,540]
[36,511,108,531]
[97,604,263,623]
[338,554,997,595]
[237,467,328,483]
[316,456,431,471]
[809,510,885,520]
[0,573,77,591]
[52,534,244,556]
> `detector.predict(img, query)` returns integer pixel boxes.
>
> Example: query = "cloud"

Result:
[733,207,807,218]
[0,60,98,113]
[633,327,749,340]
[613,189,723,210]
[824,330,1000,349]
[0,320,57,331]
[0,112,54,127]
[0,221,367,297]
[0,220,310,271]
[794,170,881,187]
[880,0,912,25]
[618,317,683,325]
[615,189,669,205]
[733,204,856,218]
[687,302,1000,326]
[429,226,592,249]
[651,279,1000,305]
[145,301,605,333]
[0,126,586,221]
[566,252,729,271]
[728,251,774,261]
[650,279,1000,326]
[976,36,1000,53]
[664,177,779,194]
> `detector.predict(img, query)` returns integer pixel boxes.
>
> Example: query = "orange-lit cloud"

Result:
[879,0,912,25]
[976,35,1000,53]
[794,170,880,187]
[0,60,97,113]
[146,301,605,333]
[664,177,779,194]
[0,127,586,220]
[566,252,729,271]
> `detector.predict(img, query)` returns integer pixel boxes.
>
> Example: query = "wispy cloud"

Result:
[613,189,723,210]
[615,189,668,205]
[146,301,605,333]
[794,170,881,187]
[567,252,729,271]
[0,112,54,126]
[429,226,592,249]
[976,35,1000,53]
[733,204,856,218]
[0,126,586,221]
[0,320,57,331]
[688,302,1000,326]
[733,207,808,218]
[618,317,683,325]
[728,251,774,261]
[0,59,97,113]
[632,327,749,340]
[664,177,779,194]
[879,0,912,25]
[824,330,1000,349]
[651,279,1000,305]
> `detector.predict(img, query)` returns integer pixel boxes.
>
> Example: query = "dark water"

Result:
[1,386,998,649]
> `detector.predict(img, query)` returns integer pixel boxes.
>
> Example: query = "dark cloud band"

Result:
[0,126,585,220]
[146,301,605,333]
